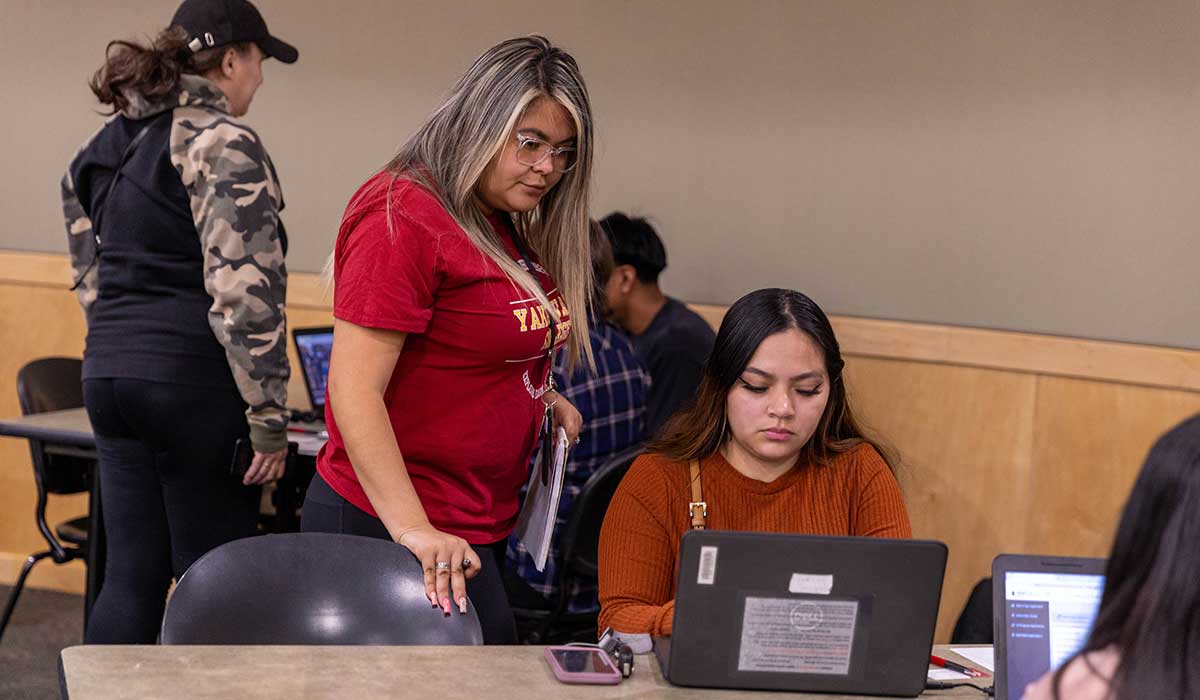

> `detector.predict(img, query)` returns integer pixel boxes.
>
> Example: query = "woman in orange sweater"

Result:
[597,288,911,636]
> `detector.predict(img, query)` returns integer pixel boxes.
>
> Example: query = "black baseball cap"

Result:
[171,0,298,64]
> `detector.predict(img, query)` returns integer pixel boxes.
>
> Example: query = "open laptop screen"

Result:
[999,565,1105,700]
[293,327,333,412]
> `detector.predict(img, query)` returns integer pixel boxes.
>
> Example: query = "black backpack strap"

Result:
[70,122,152,291]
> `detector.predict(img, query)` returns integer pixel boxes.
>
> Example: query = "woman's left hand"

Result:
[551,393,583,445]
[243,446,289,486]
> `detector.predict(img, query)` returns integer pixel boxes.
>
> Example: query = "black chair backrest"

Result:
[17,357,85,416]
[559,444,644,579]
[15,357,89,495]
[160,533,484,645]
[950,576,994,644]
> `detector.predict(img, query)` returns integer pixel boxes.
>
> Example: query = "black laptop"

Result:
[991,554,1106,700]
[654,530,947,697]
[291,326,333,421]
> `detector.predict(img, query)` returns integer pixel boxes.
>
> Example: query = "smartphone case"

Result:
[543,646,622,685]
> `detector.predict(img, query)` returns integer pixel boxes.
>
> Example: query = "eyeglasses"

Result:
[514,134,578,173]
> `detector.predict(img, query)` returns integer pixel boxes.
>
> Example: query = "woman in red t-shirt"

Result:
[300,36,595,644]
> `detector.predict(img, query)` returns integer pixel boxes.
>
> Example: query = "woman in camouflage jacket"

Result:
[61,0,297,644]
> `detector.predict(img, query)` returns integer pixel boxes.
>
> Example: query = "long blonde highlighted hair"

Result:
[350,35,595,368]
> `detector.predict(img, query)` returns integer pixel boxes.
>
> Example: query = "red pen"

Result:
[930,654,988,678]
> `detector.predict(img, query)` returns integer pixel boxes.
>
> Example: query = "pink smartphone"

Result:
[543,646,623,684]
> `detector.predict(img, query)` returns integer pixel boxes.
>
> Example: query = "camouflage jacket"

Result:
[61,75,289,451]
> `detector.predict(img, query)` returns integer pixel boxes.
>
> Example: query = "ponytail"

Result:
[89,26,247,114]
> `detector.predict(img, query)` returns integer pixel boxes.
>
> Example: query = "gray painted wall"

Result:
[3,0,1197,348]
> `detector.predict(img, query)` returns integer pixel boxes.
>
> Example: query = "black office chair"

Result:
[160,532,483,645]
[950,576,994,644]
[0,358,92,642]
[513,444,644,644]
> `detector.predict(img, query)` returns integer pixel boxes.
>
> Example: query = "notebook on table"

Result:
[654,530,947,697]
[991,554,1106,700]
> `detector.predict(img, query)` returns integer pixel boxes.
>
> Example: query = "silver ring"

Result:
[461,558,472,569]
[434,561,452,570]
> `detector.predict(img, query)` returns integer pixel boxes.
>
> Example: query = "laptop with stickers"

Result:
[654,530,947,697]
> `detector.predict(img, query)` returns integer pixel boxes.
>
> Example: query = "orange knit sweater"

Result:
[596,443,911,636]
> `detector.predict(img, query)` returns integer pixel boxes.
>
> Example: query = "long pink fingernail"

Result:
[441,597,451,615]
[458,598,467,614]
[429,592,438,608]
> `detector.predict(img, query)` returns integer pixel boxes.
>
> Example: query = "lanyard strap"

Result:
[70,123,152,291]
[508,223,560,489]
[507,224,557,365]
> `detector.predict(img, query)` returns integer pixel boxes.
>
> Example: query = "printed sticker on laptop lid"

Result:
[788,573,834,595]
[738,596,860,674]
[697,546,718,585]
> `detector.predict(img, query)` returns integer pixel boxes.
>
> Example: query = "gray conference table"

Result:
[0,407,326,626]
[58,644,992,699]
[0,406,326,457]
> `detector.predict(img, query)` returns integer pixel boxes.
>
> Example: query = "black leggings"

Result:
[301,471,517,644]
[82,378,260,644]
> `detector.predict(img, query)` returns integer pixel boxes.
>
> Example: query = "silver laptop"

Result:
[991,554,1106,700]
[655,530,947,697]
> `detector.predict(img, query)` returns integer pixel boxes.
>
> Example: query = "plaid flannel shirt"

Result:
[506,317,650,613]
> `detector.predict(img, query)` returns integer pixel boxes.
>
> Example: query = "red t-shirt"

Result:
[316,172,571,543]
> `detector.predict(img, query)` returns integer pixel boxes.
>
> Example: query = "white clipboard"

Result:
[514,426,569,572]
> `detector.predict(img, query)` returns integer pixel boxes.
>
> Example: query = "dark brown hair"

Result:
[650,288,892,471]
[89,26,250,114]
[1052,413,1200,700]
[588,219,615,311]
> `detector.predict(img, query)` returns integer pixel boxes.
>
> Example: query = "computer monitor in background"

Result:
[292,326,334,415]
[992,554,1106,700]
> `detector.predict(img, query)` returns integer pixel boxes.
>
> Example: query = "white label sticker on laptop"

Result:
[697,546,718,585]
[788,573,834,595]
[737,596,859,675]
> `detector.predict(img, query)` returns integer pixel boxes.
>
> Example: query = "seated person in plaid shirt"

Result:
[504,223,651,614]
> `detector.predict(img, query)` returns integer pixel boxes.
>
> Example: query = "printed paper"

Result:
[738,597,859,675]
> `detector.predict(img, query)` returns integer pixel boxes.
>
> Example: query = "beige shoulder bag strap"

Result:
[688,459,707,530]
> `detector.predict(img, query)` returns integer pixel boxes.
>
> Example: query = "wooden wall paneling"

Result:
[286,273,332,311]
[691,303,1200,392]
[834,318,1200,393]
[843,356,1038,644]
[0,252,73,289]
[0,282,90,591]
[3,253,1199,625]
[1025,377,1200,558]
